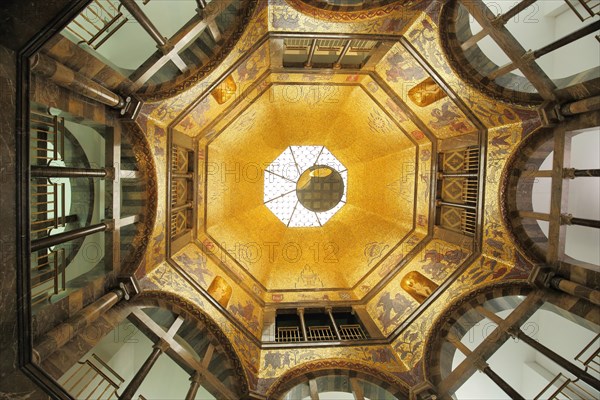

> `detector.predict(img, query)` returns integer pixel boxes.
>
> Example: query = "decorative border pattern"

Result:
[121,122,159,275]
[498,125,550,264]
[284,0,418,22]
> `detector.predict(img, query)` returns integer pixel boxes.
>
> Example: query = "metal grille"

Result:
[461,209,477,237]
[284,38,313,50]
[171,146,190,209]
[60,353,125,400]
[462,178,478,205]
[339,324,367,340]
[284,38,376,52]
[64,0,129,50]
[275,324,369,342]
[171,145,189,174]
[317,39,347,51]
[350,39,377,52]
[31,248,65,305]
[170,145,193,240]
[30,110,64,164]
[564,0,600,21]
[30,182,66,236]
[276,327,302,342]
[307,326,336,341]
[170,210,189,239]
[464,146,479,173]
[534,372,596,399]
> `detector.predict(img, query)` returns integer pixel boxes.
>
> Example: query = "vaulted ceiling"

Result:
[130,0,541,391]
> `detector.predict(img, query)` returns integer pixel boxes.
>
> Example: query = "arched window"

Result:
[441,0,599,104]
[425,285,600,400]
[40,297,248,399]
[58,0,257,100]
[28,105,155,311]
[502,120,600,269]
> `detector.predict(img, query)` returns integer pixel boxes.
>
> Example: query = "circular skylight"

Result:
[264,146,347,227]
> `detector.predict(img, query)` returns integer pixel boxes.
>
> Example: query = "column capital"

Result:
[560,213,573,225]
[409,380,438,400]
[563,168,576,179]
[190,370,204,383]
[102,219,116,232]
[472,355,489,372]
[105,167,116,180]
[158,41,174,55]
[154,338,171,352]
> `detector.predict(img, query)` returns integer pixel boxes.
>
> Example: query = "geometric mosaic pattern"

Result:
[441,177,466,203]
[440,205,464,232]
[442,149,466,173]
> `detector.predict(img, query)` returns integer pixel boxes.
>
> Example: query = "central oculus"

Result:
[264,146,347,227]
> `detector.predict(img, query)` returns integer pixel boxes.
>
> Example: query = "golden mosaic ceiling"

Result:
[143,22,502,303]
[206,82,419,290]
[134,0,541,390]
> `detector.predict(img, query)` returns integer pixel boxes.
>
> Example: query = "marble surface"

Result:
[0,0,73,395]
[0,0,72,51]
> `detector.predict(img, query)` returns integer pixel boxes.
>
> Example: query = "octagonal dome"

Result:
[203,82,424,291]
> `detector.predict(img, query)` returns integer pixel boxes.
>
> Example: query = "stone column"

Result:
[332,40,352,69]
[31,221,111,252]
[304,39,317,68]
[549,276,600,306]
[561,214,600,229]
[119,339,170,400]
[297,308,308,341]
[31,165,111,179]
[33,288,125,363]
[185,371,202,400]
[326,307,341,340]
[561,95,600,116]
[480,364,525,400]
[30,53,125,108]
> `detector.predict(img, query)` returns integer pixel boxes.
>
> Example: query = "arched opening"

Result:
[532,128,600,265]
[28,104,156,310]
[267,361,409,400]
[502,115,600,269]
[42,295,249,399]
[56,0,258,99]
[441,0,600,104]
[426,284,600,400]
